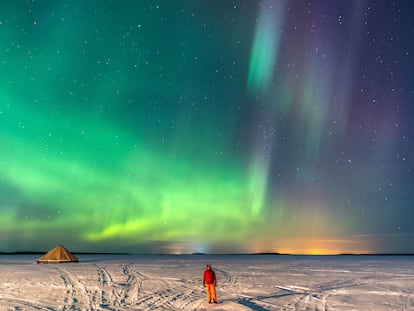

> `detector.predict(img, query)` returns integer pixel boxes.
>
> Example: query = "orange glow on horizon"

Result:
[250,236,375,255]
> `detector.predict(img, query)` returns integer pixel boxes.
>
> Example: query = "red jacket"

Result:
[203,269,216,284]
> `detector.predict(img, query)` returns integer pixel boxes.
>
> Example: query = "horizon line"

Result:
[1,251,414,256]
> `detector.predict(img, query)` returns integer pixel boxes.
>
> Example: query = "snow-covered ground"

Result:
[0,254,413,310]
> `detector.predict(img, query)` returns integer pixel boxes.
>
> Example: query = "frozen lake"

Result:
[0,254,413,310]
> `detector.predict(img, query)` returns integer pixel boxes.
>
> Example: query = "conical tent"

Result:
[36,245,79,264]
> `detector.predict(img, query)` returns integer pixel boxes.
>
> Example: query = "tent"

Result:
[36,245,79,264]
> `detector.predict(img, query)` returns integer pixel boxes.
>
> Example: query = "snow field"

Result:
[0,255,413,310]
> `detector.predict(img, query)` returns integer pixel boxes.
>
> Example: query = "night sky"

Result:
[1,0,413,254]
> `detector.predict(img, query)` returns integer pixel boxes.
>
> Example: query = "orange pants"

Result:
[205,283,217,302]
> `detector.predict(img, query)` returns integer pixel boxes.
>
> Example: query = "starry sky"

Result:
[1,0,413,254]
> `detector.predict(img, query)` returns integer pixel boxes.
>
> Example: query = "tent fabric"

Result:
[36,245,79,264]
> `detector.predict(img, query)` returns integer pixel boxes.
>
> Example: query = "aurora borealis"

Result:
[1,0,413,254]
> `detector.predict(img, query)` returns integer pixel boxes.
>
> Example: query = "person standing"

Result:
[203,264,217,303]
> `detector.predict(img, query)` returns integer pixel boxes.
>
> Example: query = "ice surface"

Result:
[0,254,413,310]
